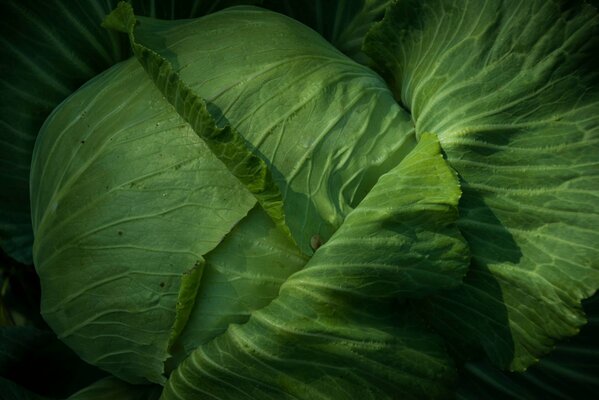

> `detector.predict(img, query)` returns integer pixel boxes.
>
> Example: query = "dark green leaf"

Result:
[365,0,599,371]
[0,326,105,398]
[162,133,468,400]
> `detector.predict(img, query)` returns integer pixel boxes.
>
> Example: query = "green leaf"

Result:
[30,57,256,384]
[166,262,204,350]
[104,4,416,254]
[0,0,263,264]
[283,132,469,300]
[102,1,136,33]
[162,133,468,399]
[365,0,599,370]
[174,205,308,355]
[104,2,293,242]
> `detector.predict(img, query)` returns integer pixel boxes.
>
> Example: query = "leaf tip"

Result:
[102,1,136,34]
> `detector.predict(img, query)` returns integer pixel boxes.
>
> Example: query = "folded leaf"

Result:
[103,2,293,241]
[162,133,469,399]
[175,205,308,355]
[104,3,417,254]
[284,132,468,300]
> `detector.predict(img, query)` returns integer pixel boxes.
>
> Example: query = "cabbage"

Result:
[1,0,598,398]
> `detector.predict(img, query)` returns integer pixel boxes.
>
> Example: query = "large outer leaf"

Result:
[162,133,469,399]
[365,0,599,370]
[30,58,256,384]
[105,4,416,254]
[0,0,262,264]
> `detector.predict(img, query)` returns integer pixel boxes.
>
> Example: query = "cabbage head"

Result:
[1,0,598,399]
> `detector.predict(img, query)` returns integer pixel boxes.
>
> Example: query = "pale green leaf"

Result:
[30,58,256,384]
[104,4,416,254]
[0,0,263,264]
[174,205,308,356]
[104,2,293,241]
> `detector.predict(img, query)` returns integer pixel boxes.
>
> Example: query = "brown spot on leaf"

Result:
[310,234,322,251]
